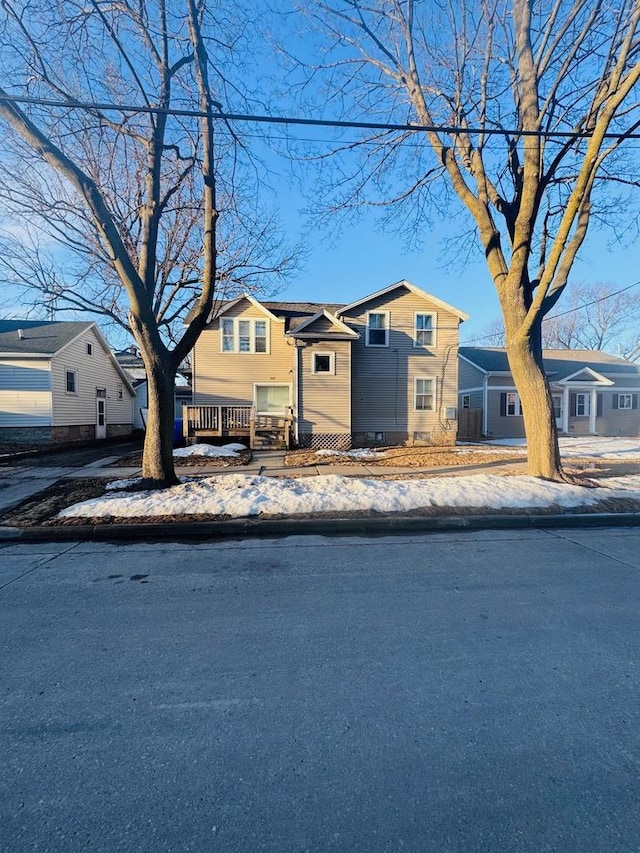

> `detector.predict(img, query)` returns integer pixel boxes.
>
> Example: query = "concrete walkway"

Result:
[0,448,530,516]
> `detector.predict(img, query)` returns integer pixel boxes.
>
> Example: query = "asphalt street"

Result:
[2,527,640,852]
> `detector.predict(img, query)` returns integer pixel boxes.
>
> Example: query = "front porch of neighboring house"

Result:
[552,369,613,435]
[182,405,294,449]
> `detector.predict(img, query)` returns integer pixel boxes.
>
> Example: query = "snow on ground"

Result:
[59,472,640,520]
[173,442,246,458]
[459,437,640,460]
[316,448,387,460]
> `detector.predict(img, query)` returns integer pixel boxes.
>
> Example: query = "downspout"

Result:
[482,373,488,437]
[293,340,299,444]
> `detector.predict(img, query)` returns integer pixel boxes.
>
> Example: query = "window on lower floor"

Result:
[506,392,521,416]
[461,394,470,409]
[65,370,77,394]
[576,393,590,416]
[617,393,633,410]
[415,377,435,411]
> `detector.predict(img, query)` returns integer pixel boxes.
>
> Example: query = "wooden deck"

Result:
[183,405,293,449]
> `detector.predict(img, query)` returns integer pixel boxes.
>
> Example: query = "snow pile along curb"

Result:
[57,472,640,520]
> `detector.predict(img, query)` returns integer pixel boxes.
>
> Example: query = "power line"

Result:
[1,93,640,141]
[461,280,640,346]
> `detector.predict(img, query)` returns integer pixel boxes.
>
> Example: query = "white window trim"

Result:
[312,351,335,374]
[576,392,590,417]
[618,393,633,410]
[220,317,270,354]
[253,382,292,416]
[414,376,436,412]
[65,368,78,395]
[413,312,436,348]
[461,394,471,409]
[506,392,522,416]
[366,310,390,347]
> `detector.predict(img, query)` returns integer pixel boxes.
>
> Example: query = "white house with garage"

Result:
[0,320,135,445]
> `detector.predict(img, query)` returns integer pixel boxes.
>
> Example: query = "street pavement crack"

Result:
[542,528,640,571]
[0,542,81,592]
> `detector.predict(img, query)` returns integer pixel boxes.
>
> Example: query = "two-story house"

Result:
[187,280,468,449]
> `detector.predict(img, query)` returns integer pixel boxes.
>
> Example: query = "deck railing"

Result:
[183,404,293,448]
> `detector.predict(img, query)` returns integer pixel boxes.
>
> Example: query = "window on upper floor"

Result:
[414,312,436,347]
[86,342,93,355]
[220,317,269,353]
[366,311,389,347]
[414,376,435,411]
[313,352,335,374]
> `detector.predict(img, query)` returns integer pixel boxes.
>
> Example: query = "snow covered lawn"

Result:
[173,442,247,458]
[477,436,640,460]
[58,471,640,520]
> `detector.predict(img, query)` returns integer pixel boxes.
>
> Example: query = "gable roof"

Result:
[0,320,93,355]
[459,346,640,381]
[340,279,469,321]
[210,293,281,322]
[0,319,136,394]
[285,309,359,340]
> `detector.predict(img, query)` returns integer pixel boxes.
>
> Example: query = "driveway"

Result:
[2,527,640,852]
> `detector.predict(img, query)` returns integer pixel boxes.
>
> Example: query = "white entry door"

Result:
[552,394,563,430]
[96,393,107,439]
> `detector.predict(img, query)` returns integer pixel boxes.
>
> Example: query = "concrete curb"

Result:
[1,511,639,543]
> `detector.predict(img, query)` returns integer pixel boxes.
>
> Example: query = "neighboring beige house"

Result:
[0,320,135,445]
[459,347,640,439]
[188,280,468,448]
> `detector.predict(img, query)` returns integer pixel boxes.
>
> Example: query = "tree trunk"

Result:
[505,335,566,481]
[141,357,179,488]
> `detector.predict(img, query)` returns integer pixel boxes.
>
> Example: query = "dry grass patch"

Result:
[285,445,525,468]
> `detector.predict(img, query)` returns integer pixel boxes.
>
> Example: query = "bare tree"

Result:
[0,0,300,487]
[291,0,640,479]
[476,282,640,354]
[542,283,640,355]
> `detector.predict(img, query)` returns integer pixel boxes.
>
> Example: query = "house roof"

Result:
[285,309,359,340]
[341,279,469,321]
[460,347,640,380]
[0,320,94,355]
[0,319,136,394]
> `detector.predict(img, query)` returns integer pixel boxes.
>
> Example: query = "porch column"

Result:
[589,388,597,434]
[562,387,570,434]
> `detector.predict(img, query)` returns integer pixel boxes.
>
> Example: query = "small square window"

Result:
[66,370,77,394]
[313,352,334,374]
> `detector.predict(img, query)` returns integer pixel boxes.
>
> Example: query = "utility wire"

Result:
[1,93,640,140]
[461,280,640,346]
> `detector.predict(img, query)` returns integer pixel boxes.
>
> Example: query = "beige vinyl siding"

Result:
[301,315,341,334]
[298,341,351,435]
[458,357,485,390]
[341,287,460,440]
[0,358,52,426]
[51,327,134,426]
[194,303,292,405]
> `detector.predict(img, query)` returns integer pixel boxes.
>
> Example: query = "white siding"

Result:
[51,327,134,426]
[0,358,52,426]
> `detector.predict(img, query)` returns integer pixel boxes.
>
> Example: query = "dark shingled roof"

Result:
[460,346,640,378]
[0,320,93,355]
